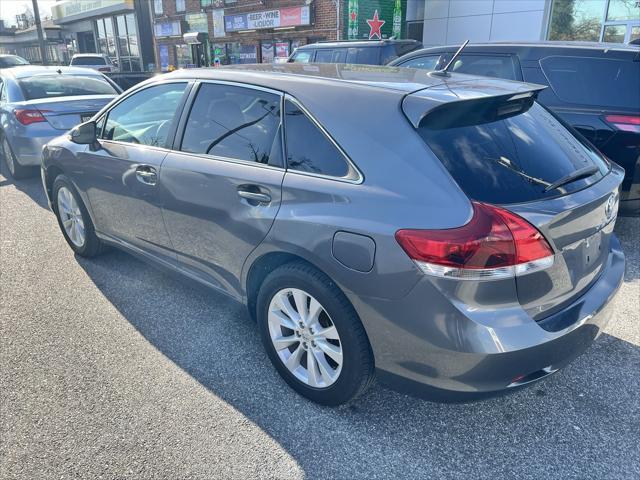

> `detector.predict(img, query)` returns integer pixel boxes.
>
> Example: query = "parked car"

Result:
[288,39,422,65]
[70,54,119,73]
[389,41,640,215]
[42,64,624,405]
[0,66,121,179]
[0,54,29,69]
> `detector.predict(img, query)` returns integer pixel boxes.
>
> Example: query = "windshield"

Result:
[418,102,610,204]
[18,75,117,100]
[0,56,29,68]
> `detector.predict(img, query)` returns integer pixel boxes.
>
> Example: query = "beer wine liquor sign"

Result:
[347,0,406,40]
[225,6,311,32]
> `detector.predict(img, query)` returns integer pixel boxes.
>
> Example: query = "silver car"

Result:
[0,66,121,179]
[41,65,625,405]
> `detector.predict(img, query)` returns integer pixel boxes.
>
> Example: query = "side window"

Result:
[315,49,334,63]
[180,83,283,166]
[400,55,442,70]
[0,81,5,103]
[332,49,346,63]
[284,99,352,179]
[103,82,187,147]
[450,54,519,80]
[291,51,312,63]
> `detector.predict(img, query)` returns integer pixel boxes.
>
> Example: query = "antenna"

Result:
[431,40,469,77]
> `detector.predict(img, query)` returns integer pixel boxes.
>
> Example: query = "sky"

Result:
[0,0,57,27]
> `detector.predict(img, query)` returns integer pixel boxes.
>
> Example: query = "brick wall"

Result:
[154,0,342,67]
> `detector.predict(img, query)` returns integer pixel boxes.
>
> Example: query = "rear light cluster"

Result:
[15,109,50,126]
[98,67,111,73]
[604,115,640,134]
[395,202,554,280]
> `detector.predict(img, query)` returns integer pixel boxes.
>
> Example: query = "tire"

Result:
[1,135,32,179]
[52,175,105,257]
[257,262,375,406]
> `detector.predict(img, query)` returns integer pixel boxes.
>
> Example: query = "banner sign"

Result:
[224,6,310,32]
[154,21,181,37]
[345,0,406,40]
[186,13,209,33]
[212,9,226,37]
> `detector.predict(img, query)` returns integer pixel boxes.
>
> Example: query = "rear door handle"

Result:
[135,165,157,185]
[237,188,271,204]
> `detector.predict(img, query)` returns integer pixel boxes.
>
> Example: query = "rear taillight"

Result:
[15,109,49,126]
[604,115,640,133]
[395,202,554,280]
[98,67,110,72]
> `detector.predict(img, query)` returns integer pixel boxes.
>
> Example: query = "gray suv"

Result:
[42,64,625,405]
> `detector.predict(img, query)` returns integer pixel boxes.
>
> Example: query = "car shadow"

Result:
[0,162,49,210]
[75,245,640,478]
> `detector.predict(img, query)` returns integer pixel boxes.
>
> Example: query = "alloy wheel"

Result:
[57,186,86,247]
[267,288,343,388]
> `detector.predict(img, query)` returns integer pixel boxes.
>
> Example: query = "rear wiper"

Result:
[544,166,599,192]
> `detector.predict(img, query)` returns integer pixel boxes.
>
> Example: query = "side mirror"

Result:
[69,121,97,145]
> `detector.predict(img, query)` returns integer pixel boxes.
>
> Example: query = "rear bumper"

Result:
[10,134,58,166]
[351,235,625,401]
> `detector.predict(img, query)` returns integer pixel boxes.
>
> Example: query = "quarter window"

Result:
[181,83,283,166]
[449,54,519,80]
[103,83,187,147]
[284,100,352,179]
[400,55,442,70]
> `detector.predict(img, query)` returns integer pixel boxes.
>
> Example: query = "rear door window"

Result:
[417,102,610,204]
[181,83,283,166]
[540,56,640,109]
[284,99,354,179]
[290,51,312,63]
[345,47,380,65]
[449,54,520,80]
[314,49,334,63]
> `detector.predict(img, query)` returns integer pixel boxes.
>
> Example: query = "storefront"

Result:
[52,0,156,71]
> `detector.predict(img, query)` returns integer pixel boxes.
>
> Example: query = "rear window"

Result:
[418,102,610,204]
[450,54,519,80]
[71,56,107,66]
[19,75,117,100]
[0,56,29,68]
[541,56,640,109]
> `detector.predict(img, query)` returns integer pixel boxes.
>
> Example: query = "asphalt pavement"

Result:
[1,166,639,479]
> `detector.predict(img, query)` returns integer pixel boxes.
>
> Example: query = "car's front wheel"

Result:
[53,175,104,257]
[257,262,374,405]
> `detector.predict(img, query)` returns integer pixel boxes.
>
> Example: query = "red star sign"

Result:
[350,10,357,22]
[366,10,385,40]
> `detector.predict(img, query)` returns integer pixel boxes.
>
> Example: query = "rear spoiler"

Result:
[402,78,547,128]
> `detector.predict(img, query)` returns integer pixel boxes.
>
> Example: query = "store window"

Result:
[177,44,193,67]
[176,0,186,13]
[607,0,640,20]
[226,43,257,64]
[548,0,605,41]
[153,0,163,15]
[604,24,627,42]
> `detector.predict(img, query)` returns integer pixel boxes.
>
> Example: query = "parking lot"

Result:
[1,166,638,479]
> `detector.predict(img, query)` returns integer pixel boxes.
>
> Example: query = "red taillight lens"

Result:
[15,109,49,125]
[604,115,640,133]
[395,202,554,280]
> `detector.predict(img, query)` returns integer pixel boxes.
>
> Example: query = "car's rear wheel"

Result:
[257,262,374,405]
[1,136,31,179]
[53,175,104,257]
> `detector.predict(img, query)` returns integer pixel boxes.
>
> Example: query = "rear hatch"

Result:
[406,77,623,320]
[21,95,115,130]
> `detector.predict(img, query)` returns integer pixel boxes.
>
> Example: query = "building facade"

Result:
[51,0,156,71]
[0,20,68,64]
[152,0,340,69]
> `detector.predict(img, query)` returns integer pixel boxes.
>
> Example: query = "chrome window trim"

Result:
[283,94,364,185]
[164,149,287,172]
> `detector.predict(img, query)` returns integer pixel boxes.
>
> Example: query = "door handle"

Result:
[237,188,271,204]
[135,166,157,186]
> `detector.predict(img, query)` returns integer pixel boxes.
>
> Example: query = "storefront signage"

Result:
[154,21,182,37]
[224,6,310,32]
[52,0,133,24]
[186,13,209,33]
[212,9,226,38]
[345,0,405,40]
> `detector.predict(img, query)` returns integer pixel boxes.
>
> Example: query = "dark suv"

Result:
[289,39,422,66]
[389,42,640,215]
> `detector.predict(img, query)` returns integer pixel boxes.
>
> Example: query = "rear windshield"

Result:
[71,56,107,65]
[541,56,640,109]
[19,75,117,100]
[0,56,29,68]
[418,102,610,204]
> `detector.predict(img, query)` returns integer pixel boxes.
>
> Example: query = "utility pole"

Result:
[32,0,48,65]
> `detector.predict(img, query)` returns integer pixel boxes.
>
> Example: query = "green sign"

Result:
[344,0,406,40]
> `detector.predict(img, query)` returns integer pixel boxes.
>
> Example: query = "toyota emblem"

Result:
[605,193,617,221]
